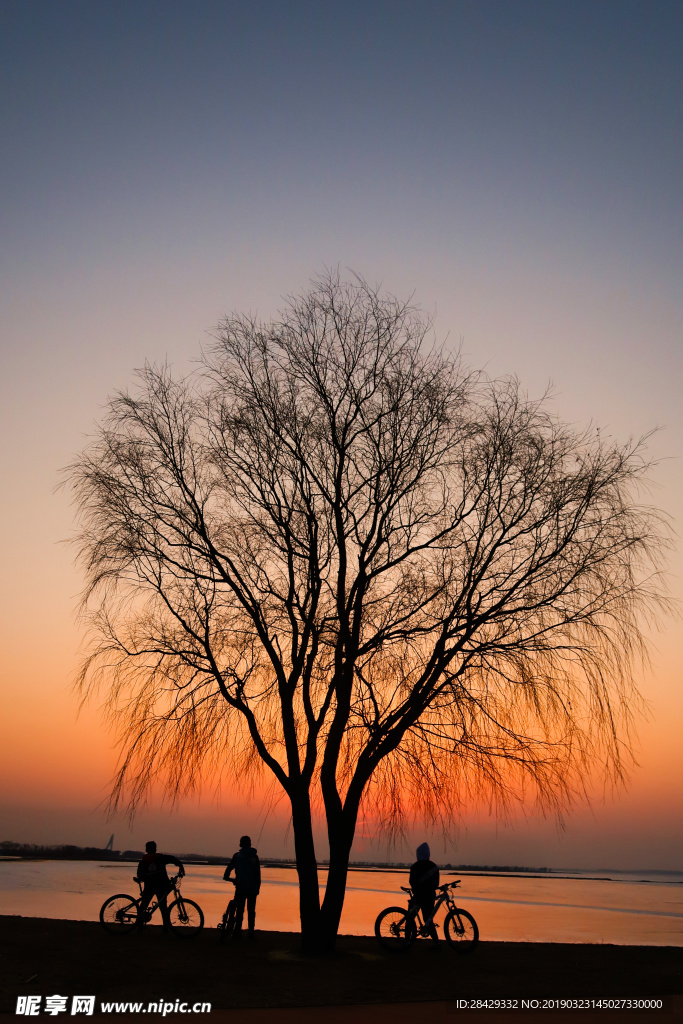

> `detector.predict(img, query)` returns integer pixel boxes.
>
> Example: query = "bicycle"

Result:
[217,878,237,943]
[99,874,204,937]
[375,879,478,953]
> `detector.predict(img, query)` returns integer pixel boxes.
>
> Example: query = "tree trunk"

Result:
[290,791,323,953]
[318,812,356,952]
[290,791,358,954]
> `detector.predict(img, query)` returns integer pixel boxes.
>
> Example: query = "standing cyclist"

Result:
[224,835,261,939]
[409,842,440,944]
[136,840,185,931]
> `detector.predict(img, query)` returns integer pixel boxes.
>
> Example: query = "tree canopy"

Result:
[68,272,667,948]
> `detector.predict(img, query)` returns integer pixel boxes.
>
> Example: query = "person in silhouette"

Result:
[409,842,440,944]
[135,840,185,931]
[224,834,261,939]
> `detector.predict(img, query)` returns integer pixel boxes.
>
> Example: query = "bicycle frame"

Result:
[403,880,466,934]
[135,873,182,922]
[217,878,237,941]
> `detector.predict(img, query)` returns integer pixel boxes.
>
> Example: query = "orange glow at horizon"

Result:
[2,627,681,860]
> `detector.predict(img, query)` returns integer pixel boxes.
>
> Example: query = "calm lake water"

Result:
[1,860,682,945]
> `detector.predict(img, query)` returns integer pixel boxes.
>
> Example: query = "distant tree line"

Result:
[0,841,290,867]
[0,841,217,863]
[1,841,123,861]
[1,841,549,874]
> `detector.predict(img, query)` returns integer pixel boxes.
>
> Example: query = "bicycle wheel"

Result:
[444,908,479,952]
[99,894,140,934]
[168,897,204,936]
[218,900,236,943]
[374,906,417,952]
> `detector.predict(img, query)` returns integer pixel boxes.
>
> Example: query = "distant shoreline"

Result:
[2,842,551,872]
[2,853,682,885]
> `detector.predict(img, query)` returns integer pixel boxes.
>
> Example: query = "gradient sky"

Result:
[1,0,681,869]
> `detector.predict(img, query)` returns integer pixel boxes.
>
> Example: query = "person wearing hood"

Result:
[409,842,440,943]
[224,834,261,939]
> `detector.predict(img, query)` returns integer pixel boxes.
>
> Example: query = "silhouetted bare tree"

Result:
[68,272,667,950]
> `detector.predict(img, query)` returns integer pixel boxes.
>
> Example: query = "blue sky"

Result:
[3,1,681,288]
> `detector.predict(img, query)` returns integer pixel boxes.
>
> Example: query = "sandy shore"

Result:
[1,916,681,1020]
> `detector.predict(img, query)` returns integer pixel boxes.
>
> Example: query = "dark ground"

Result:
[1,917,681,1021]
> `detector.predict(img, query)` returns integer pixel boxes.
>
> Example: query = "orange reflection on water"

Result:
[1,862,681,946]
